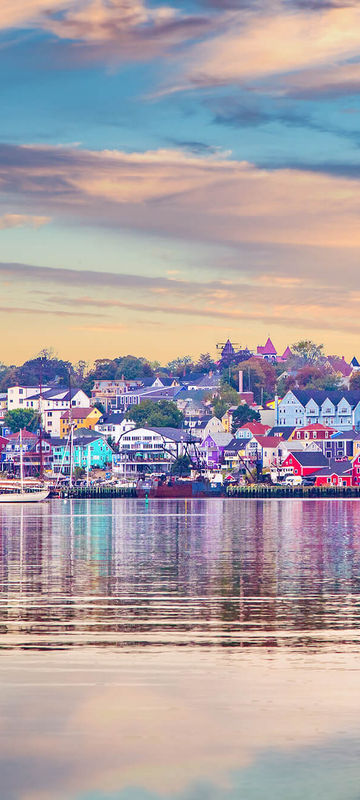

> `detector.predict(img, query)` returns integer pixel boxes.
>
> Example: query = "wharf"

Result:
[53,486,137,499]
[227,484,360,498]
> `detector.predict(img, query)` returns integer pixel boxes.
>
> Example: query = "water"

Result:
[1,498,360,799]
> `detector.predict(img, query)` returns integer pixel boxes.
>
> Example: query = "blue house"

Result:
[276,390,360,431]
[52,434,113,474]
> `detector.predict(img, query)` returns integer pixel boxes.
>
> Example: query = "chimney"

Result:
[239,370,243,393]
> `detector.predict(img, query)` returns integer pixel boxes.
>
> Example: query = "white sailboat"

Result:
[0,429,49,503]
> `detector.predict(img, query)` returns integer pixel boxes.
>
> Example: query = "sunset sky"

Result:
[2,0,360,365]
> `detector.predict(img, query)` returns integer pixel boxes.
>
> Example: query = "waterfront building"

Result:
[115,427,198,478]
[52,434,113,474]
[281,451,328,477]
[315,461,353,487]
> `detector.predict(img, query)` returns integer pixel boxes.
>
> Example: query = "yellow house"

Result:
[60,407,102,439]
[221,406,237,434]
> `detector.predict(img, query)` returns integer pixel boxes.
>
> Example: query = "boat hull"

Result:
[136,481,224,499]
[0,490,50,503]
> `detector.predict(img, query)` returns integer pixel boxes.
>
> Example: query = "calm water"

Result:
[1,498,360,799]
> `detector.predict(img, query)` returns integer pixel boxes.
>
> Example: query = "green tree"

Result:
[350,371,360,390]
[291,340,324,366]
[171,456,191,477]
[195,353,216,374]
[213,399,228,420]
[4,408,39,433]
[231,404,261,433]
[94,400,105,415]
[167,356,193,377]
[126,400,184,428]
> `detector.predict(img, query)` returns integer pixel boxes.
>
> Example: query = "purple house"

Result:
[321,430,360,460]
[200,433,233,467]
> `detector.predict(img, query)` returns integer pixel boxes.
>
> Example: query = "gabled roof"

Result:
[326,355,352,378]
[289,389,360,408]
[294,423,337,432]
[224,437,249,452]
[145,427,197,442]
[203,432,233,447]
[267,426,295,439]
[253,435,281,448]
[314,460,352,477]
[331,429,360,440]
[257,337,277,355]
[286,451,328,467]
[240,421,270,434]
[61,408,94,420]
[281,346,292,360]
[97,412,127,425]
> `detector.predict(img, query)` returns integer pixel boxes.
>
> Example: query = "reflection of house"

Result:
[115,427,198,478]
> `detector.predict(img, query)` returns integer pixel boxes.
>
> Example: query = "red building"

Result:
[239,421,271,436]
[351,454,360,486]
[291,423,337,441]
[281,451,328,477]
[315,460,352,487]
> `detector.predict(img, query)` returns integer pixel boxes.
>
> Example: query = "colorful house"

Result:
[276,390,360,430]
[200,433,233,468]
[321,430,360,461]
[281,451,328,477]
[235,421,271,439]
[60,407,102,438]
[256,337,277,361]
[290,423,336,441]
[315,461,352,487]
[52,434,113,474]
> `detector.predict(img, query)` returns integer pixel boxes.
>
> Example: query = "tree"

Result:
[231,358,277,404]
[171,456,191,477]
[94,400,105,415]
[231,404,261,433]
[291,340,324,366]
[4,409,39,433]
[350,371,360,390]
[195,353,216,374]
[126,400,184,428]
[167,356,193,377]
[17,352,72,386]
[210,383,240,419]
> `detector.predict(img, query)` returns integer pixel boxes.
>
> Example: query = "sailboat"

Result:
[0,429,49,503]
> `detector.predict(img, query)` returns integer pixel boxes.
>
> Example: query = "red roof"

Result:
[240,422,270,434]
[327,355,352,378]
[257,337,277,355]
[295,423,336,432]
[7,430,37,440]
[253,436,281,448]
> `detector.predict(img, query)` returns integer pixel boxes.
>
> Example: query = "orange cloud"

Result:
[164,5,360,96]
[0,213,50,229]
[3,143,360,249]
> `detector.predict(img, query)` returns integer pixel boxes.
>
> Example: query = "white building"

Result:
[95,413,135,443]
[114,426,198,478]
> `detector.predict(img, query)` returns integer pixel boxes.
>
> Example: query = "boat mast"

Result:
[19,428,24,493]
[68,371,73,488]
[38,357,44,482]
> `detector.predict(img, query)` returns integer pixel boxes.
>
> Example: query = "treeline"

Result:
[0,340,357,401]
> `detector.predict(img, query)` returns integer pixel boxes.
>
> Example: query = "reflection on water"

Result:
[1,498,360,649]
[1,499,360,799]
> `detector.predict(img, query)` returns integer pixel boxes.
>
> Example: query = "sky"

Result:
[2,0,360,365]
